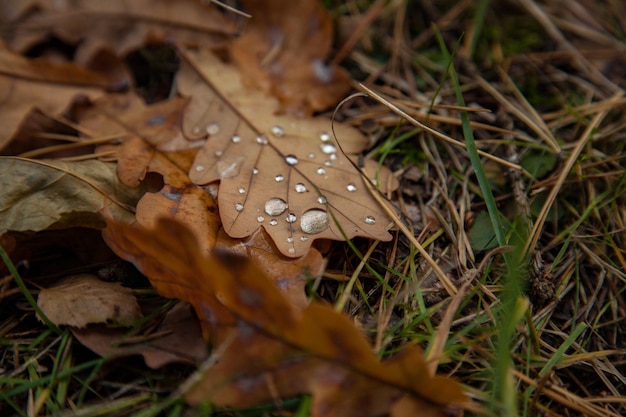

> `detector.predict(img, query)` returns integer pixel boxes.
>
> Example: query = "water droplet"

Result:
[285,213,297,223]
[238,187,245,194]
[300,236,309,241]
[288,248,296,254]
[275,174,284,182]
[300,209,329,234]
[194,165,205,172]
[285,155,298,165]
[324,160,332,167]
[316,167,326,175]
[215,150,223,157]
[270,125,285,137]
[265,198,288,216]
[320,143,337,154]
[270,219,278,226]
[207,123,220,135]
[231,135,241,143]
[365,216,376,225]
[319,132,331,142]
[317,195,327,204]
[330,153,337,161]
[235,203,244,212]
[295,183,307,193]
[257,215,265,222]
[256,135,268,145]
[308,153,316,159]
[346,183,357,192]
[252,168,259,175]
[286,237,294,243]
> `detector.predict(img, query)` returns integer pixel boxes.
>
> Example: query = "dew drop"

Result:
[252,168,259,175]
[215,150,223,157]
[346,183,357,192]
[365,216,376,225]
[300,209,330,234]
[231,135,241,143]
[270,125,285,137]
[275,174,284,182]
[295,183,307,193]
[317,195,327,204]
[324,160,332,167]
[238,187,245,194]
[194,165,205,172]
[207,123,220,135]
[257,215,265,223]
[235,203,244,212]
[300,236,309,242]
[286,237,294,243]
[265,198,288,216]
[308,153,316,159]
[285,155,299,165]
[285,213,297,223]
[288,248,296,254]
[269,219,278,226]
[256,135,268,145]
[320,143,337,154]
[330,153,338,161]
[319,132,331,142]
[316,167,326,175]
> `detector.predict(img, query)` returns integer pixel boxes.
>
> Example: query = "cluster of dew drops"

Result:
[195,123,378,254]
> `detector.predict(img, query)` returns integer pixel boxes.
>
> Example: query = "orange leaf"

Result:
[102,217,466,417]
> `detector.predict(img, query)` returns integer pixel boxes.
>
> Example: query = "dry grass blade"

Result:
[524,90,626,255]
[357,83,530,177]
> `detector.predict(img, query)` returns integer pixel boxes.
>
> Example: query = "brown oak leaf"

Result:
[177,49,397,257]
[102,217,466,417]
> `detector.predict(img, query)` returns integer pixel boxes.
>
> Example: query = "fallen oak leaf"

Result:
[76,91,325,302]
[102,217,466,416]
[177,49,398,257]
[37,274,142,328]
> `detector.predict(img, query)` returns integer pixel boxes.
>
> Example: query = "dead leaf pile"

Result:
[0,0,466,415]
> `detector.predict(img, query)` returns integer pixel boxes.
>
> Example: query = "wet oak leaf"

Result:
[0,158,142,233]
[102,218,466,417]
[177,49,397,258]
[78,93,322,295]
[230,0,351,115]
[37,274,142,328]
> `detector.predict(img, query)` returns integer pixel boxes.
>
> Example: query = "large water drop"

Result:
[300,209,329,234]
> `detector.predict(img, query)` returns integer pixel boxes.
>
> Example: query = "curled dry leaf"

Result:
[0,158,142,233]
[0,44,106,151]
[178,49,398,257]
[37,274,142,328]
[72,301,208,369]
[103,218,466,417]
[230,0,351,115]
